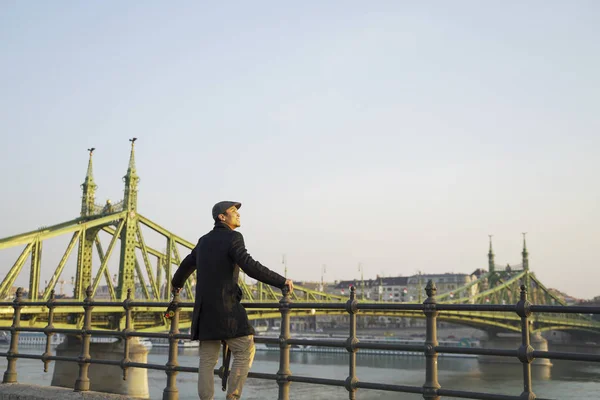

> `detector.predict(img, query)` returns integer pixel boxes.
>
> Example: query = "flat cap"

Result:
[212,201,241,221]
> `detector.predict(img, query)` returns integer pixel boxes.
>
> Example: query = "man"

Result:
[171,201,293,400]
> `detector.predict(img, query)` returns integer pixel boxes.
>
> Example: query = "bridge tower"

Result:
[487,235,495,274]
[522,232,532,301]
[74,149,99,299]
[487,235,499,288]
[117,138,140,300]
[81,148,97,216]
[522,232,529,271]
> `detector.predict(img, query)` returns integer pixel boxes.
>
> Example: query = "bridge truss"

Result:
[1,141,598,335]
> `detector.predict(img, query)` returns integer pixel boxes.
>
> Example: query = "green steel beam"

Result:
[74,227,87,300]
[165,237,173,297]
[42,231,81,301]
[135,220,160,299]
[171,244,181,264]
[436,272,491,302]
[137,214,195,249]
[102,226,167,260]
[240,280,254,300]
[75,227,98,300]
[0,243,33,298]
[28,239,42,300]
[0,212,126,250]
[156,256,163,299]
[94,237,116,301]
[90,219,125,297]
[134,258,151,300]
[0,217,84,249]
[117,213,138,300]
[460,270,527,304]
[529,273,566,306]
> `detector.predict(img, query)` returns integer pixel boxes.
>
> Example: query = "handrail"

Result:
[0,282,599,400]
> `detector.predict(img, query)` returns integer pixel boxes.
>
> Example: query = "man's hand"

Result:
[284,279,294,292]
[164,301,177,319]
[165,287,182,319]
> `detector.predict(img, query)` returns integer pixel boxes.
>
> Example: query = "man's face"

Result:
[221,206,241,229]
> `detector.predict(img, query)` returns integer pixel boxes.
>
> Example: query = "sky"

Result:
[0,1,599,299]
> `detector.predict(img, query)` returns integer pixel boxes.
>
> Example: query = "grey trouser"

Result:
[198,335,256,400]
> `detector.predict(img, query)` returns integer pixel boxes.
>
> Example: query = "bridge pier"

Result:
[479,332,552,367]
[51,335,149,399]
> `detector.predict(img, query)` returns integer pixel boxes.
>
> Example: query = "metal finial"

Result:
[50,289,55,299]
[520,284,527,301]
[87,147,95,155]
[85,285,93,299]
[350,285,356,300]
[488,235,493,251]
[522,232,528,250]
[425,280,437,298]
[127,288,132,299]
[15,287,23,299]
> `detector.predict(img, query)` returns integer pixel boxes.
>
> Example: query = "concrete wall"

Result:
[0,383,139,399]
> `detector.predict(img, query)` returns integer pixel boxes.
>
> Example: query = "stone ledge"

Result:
[0,383,142,399]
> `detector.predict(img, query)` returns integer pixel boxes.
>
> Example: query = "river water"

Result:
[2,344,599,399]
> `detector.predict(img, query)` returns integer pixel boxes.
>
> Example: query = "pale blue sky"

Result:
[1,1,598,298]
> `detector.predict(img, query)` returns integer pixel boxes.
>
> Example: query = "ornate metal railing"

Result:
[1,281,599,400]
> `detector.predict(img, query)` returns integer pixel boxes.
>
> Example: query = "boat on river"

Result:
[147,337,196,348]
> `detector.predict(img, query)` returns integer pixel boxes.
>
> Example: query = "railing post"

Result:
[277,285,291,400]
[42,290,56,372]
[74,286,94,392]
[163,289,180,400]
[345,286,359,399]
[516,284,535,399]
[121,288,132,380]
[423,280,440,400]
[2,287,23,383]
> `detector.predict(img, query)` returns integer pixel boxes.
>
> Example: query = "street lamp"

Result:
[282,254,287,278]
[358,262,364,300]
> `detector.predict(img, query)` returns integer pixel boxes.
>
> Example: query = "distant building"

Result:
[331,272,476,302]
[407,273,477,301]
[332,276,409,301]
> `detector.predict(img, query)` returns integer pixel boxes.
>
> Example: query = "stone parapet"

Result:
[51,335,149,398]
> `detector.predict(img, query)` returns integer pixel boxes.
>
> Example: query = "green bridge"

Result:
[1,139,598,336]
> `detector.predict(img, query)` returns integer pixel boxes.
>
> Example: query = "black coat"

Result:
[172,222,287,341]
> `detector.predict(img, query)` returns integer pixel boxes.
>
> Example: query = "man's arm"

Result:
[229,231,288,289]
[171,247,197,291]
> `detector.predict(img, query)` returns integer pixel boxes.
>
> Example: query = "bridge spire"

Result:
[80,148,97,216]
[123,138,139,212]
[488,235,495,274]
[522,232,529,270]
[118,138,141,300]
